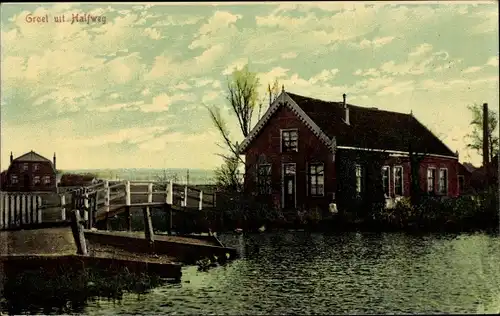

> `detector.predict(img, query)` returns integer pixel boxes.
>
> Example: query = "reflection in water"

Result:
[5,232,500,315]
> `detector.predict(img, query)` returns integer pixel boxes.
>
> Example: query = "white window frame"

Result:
[281,163,297,208]
[33,175,41,185]
[33,163,39,171]
[308,162,325,197]
[11,174,19,184]
[393,165,404,196]
[355,164,364,196]
[43,175,51,185]
[257,164,272,195]
[22,163,28,171]
[427,167,436,193]
[381,166,390,198]
[439,168,448,195]
[280,128,299,153]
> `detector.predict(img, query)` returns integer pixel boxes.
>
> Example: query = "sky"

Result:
[1,2,498,171]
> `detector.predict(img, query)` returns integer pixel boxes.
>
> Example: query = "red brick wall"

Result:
[245,106,335,209]
[384,156,459,198]
[5,161,57,192]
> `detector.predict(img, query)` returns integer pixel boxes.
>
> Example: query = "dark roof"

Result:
[60,174,97,186]
[458,163,472,175]
[287,93,456,157]
[13,151,52,163]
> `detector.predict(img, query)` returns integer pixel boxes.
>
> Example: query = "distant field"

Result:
[61,168,216,185]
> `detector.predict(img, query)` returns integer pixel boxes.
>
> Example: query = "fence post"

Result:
[183,186,188,207]
[60,194,66,221]
[147,183,153,204]
[9,195,15,228]
[4,195,10,229]
[199,190,203,211]
[36,195,42,224]
[0,192,3,230]
[143,206,154,244]
[104,180,110,213]
[83,193,89,222]
[125,181,131,206]
[70,209,88,256]
[16,195,22,226]
[167,181,173,205]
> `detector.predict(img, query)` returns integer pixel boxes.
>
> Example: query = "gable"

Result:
[14,151,51,163]
[239,91,336,154]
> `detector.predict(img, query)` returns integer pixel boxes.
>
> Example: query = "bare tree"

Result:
[466,103,499,164]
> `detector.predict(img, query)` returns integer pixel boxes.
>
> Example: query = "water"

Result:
[79,232,500,315]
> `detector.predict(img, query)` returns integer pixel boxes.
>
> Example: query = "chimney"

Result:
[343,93,350,125]
[10,152,13,164]
[53,152,57,170]
[483,103,489,167]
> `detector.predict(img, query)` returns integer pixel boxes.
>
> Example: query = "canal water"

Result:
[80,231,500,315]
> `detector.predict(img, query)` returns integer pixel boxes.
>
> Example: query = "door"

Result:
[283,164,296,209]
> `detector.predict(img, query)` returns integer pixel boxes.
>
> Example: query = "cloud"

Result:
[190,11,242,49]
[140,93,196,113]
[222,58,249,75]
[350,36,395,50]
[281,52,298,59]
[486,56,499,67]
[376,80,415,96]
[462,66,482,74]
[408,43,433,58]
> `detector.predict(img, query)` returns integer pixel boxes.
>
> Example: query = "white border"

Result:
[280,128,299,153]
[393,165,404,196]
[382,165,390,198]
[427,167,436,193]
[439,167,449,195]
[336,146,458,160]
[281,162,297,208]
[239,91,336,154]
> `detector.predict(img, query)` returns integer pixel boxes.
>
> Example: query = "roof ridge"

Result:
[287,91,412,116]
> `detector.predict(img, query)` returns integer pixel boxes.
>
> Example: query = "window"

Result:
[11,174,18,184]
[284,164,296,176]
[308,163,324,196]
[257,164,272,195]
[22,163,28,171]
[394,166,403,196]
[355,164,364,195]
[33,163,39,171]
[439,168,448,195]
[43,175,51,185]
[458,175,464,193]
[281,129,298,152]
[427,168,436,193]
[33,176,41,185]
[381,166,390,197]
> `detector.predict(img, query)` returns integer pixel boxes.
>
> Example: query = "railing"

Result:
[0,192,43,229]
[1,180,216,231]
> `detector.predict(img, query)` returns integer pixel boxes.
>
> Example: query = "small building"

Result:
[2,151,57,192]
[239,89,461,212]
[59,173,98,187]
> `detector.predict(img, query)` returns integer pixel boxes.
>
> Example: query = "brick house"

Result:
[239,89,460,212]
[2,151,57,192]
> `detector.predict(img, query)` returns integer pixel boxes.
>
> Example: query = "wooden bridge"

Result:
[1,180,217,231]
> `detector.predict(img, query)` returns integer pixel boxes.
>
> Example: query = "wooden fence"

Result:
[0,192,43,229]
